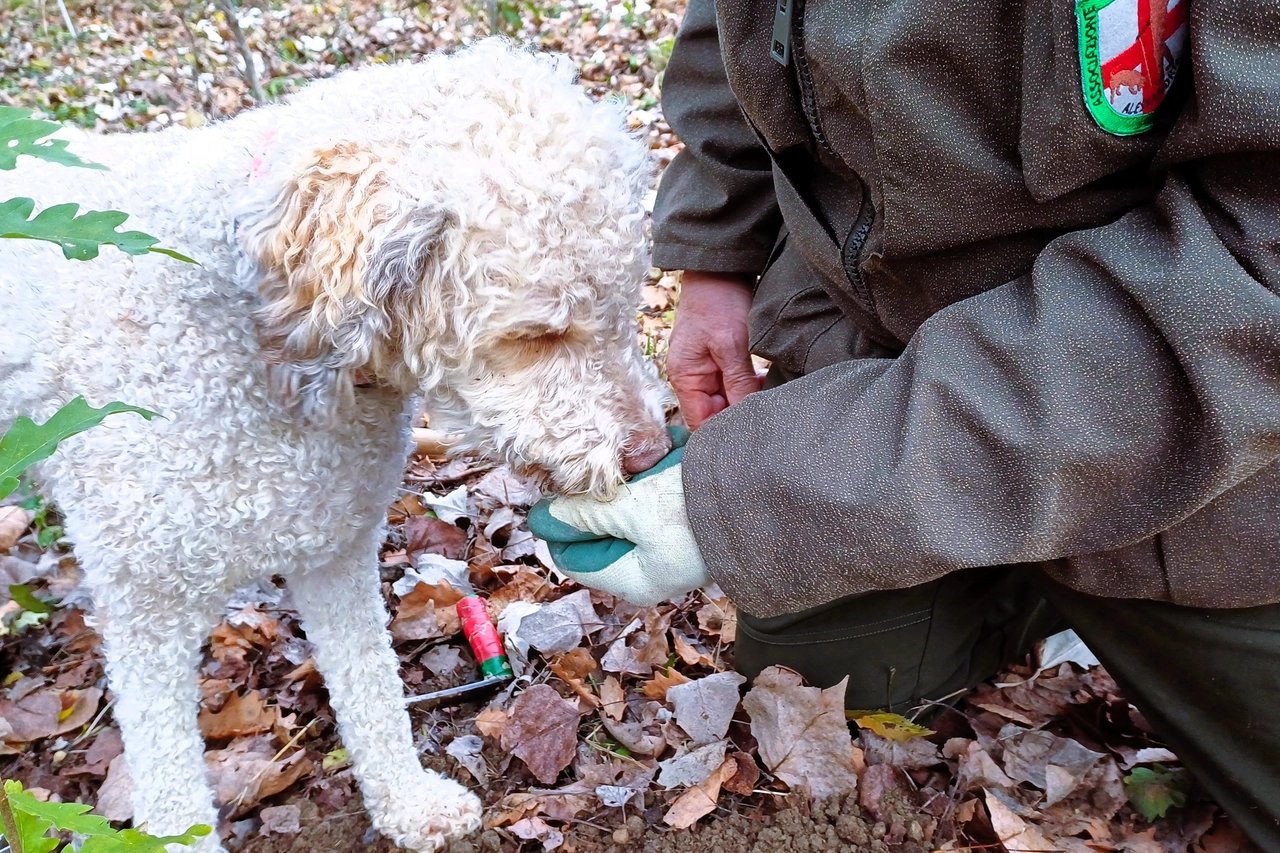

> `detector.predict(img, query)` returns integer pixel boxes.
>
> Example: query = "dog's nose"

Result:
[621,429,673,475]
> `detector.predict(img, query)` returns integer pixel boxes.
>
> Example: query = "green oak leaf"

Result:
[2,779,210,853]
[0,397,158,500]
[6,785,115,838]
[0,198,195,262]
[3,780,63,853]
[1124,764,1190,821]
[0,106,107,171]
[82,824,213,853]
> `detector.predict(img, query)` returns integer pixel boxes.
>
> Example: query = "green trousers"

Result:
[734,566,1280,850]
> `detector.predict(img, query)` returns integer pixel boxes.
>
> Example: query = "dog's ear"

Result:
[236,141,457,411]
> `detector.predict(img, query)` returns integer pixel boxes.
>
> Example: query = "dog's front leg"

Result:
[289,559,483,851]
[96,587,224,852]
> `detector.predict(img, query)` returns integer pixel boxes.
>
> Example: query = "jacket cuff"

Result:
[651,242,773,275]
[679,360,895,617]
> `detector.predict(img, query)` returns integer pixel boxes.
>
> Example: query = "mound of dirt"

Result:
[241,791,931,853]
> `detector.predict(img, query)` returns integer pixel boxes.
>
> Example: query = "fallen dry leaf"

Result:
[259,803,302,835]
[663,757,736,829]
[742,667,859,799]
[391,582,463,641]
[667,671,745,744]
[485,792,542,829]
[205,735,313,813]
[551,668,600,709]
[227,604,279,644]
[672,630,714,667]
[82,727,123,774]
[722,751,761,796]
[696,597,737,644]
[984,789,1056,852]
[851,712,934,742]
[599,676,627,722]
[658,740,729,789]
[859,763,914,823]
[947,737,1016,790]
[999,727,1105,804]
[513,591,600,655]
[475,707,508,740]
[641,668,690,702]
[486,569,546,621]
[501,684,582,785]
[95,753,133,821]
[551,647,597,681]
[405,515,469,560]
[446,734,489,785]
[600,713,666,757]
[509,816,564,852]
[0,686,102,743]
[0,506,31,551]
[860,730,942,770]
[199,690,277,739]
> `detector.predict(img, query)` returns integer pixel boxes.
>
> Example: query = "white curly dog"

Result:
[0,39,670,851]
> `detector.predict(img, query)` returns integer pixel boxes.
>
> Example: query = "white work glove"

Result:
[541,464,710,606]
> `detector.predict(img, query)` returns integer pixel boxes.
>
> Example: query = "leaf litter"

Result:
[0,1,1256,851]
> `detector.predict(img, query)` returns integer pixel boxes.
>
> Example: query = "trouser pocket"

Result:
[735,566,1060,712]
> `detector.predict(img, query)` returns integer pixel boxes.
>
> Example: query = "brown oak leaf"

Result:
[199,690,277,739]
[501,685,581,785]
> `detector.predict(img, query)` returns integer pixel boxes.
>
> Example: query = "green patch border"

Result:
[1076,0,1156,136]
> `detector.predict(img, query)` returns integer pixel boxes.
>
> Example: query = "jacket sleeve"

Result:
[650,0,781,273]
[682,2,1280,617]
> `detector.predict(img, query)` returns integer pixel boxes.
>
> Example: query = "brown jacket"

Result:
[651,0,1280,617]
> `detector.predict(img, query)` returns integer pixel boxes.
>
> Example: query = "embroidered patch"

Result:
[1076,0,1189,135]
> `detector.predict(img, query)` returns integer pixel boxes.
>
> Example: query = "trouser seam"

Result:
[909,581,946,704]
[737,613,932,646]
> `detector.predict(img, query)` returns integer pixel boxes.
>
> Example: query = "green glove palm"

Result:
[528,427,709,605]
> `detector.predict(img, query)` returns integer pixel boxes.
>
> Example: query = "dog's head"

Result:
[234,39,671,497]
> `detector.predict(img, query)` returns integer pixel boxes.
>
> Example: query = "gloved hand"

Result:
[527,427,709,606]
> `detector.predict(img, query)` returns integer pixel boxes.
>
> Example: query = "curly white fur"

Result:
[0,39,669,852]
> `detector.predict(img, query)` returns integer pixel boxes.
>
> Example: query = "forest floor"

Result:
[0,2,1257,852]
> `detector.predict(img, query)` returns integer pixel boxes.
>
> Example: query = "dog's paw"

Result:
[372,773,483,852]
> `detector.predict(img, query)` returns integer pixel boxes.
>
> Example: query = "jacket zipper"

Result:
[789,0,834,156]
[790,0,879,316]
[842,194,876,312]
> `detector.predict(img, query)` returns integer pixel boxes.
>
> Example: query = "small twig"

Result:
[68,696,117,749]
[215,0,265,104]
[412,428,458,458]
[54,0,76,36]
[231,718,315,809]
[173,11,209,114]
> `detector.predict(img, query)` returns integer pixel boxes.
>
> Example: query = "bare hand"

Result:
[666,271,762,429]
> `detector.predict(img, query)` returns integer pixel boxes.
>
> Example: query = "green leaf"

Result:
[322,747,349,771]
[8,583,54,614]
[4,780,62,853]
[35,525,63,549]
[3,780,210,853]
[0,198,196,263]
[0,397,158,499]
[847,711,936,742]
[80,825,211,853]
[0,106,108,171]
[1124,764,1190,821]
[8,786,115,837]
